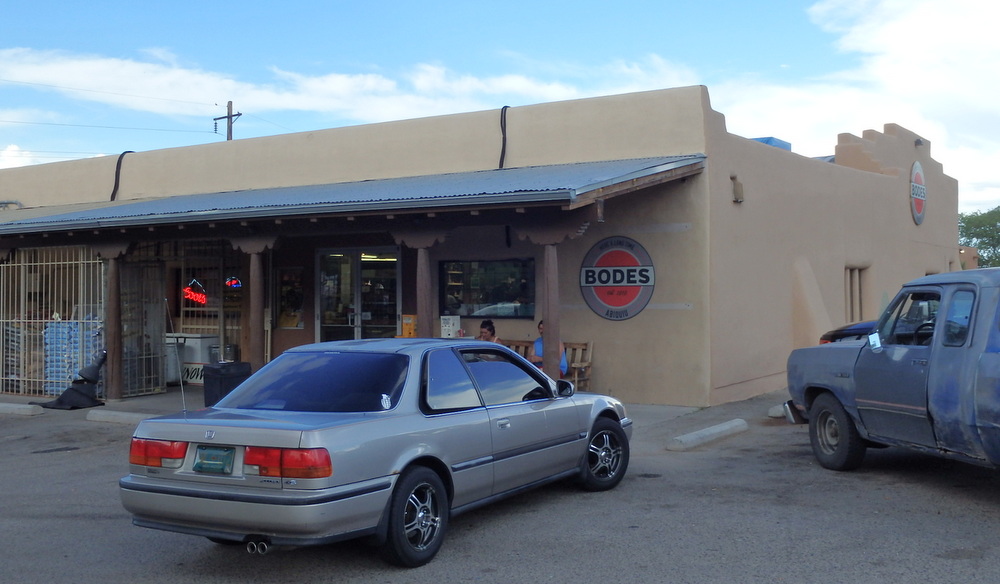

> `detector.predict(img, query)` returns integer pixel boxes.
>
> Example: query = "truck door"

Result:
[854,288,939,447]
[925,288,985,458]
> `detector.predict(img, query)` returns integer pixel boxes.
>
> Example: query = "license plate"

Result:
[193,445,235,474]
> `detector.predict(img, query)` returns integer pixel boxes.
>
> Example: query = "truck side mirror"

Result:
[868,331,882,353]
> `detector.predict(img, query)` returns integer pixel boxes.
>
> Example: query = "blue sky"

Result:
[2,0,997,211]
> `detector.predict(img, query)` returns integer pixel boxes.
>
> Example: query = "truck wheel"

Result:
[809,393,866,471]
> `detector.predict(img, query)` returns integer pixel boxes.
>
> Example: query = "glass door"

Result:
[359,250,400,338]
[317,248,399,341]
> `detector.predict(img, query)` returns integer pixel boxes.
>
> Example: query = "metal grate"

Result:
[0,241,248,398]
[119,260,167,397]
[127,240,244,389]
[0,247,104,396]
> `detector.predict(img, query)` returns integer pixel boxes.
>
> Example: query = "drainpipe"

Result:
[110,151,134,201]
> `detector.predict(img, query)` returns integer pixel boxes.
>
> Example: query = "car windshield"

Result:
[216,351,409,412]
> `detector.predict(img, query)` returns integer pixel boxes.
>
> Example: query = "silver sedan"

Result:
[120,338,632,567]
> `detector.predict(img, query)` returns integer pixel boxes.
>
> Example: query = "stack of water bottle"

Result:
[43,319,104,395]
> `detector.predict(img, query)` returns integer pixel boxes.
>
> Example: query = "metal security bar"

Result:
[119,260,167,397]
[128,240,244,389]
[176,240,243,348]
[0,247,104,397]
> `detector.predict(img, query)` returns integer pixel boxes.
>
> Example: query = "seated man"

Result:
[528,319,567,376]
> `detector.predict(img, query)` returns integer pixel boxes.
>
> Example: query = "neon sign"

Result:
[225,276,242,288]
[183,279,208,305]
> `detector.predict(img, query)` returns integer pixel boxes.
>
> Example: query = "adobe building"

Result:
[0,85,959,406]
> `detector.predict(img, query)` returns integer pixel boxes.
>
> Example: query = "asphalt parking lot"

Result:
[4,387,1000,583]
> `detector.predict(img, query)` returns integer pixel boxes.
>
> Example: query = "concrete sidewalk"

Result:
[0,385,788,454]
[0,385,790,449]
[0,385,206,425]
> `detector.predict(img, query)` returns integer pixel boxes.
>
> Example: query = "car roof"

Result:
[284,337,503,356]
[906,268,1000,289]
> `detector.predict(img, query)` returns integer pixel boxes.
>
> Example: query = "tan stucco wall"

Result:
[0,86,712,207]
[441,176,712,406]
[705,117,959,405]
[0,86,960,407]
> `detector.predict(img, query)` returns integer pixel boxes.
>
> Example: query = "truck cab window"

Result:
[882,291,940,346]
[943,290,974,346]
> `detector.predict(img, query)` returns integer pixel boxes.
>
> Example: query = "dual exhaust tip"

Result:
[246,539,271,555]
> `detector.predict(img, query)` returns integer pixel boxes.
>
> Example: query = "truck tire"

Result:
[809,393,866,471]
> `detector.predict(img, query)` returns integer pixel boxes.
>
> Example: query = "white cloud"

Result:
[0,48,697,122]
[806,0,1000,211]
[0,48,223,116]
[0,144,44,169]
[705,0,1000,212]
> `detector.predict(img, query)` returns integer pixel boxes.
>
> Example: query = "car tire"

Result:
[809,393,866,471]
[580,418,630,491]
[379,466,449,567]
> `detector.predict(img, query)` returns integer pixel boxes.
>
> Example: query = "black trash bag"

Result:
[32,351,107,410]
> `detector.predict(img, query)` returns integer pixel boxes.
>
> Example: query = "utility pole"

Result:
[214,101,242,140]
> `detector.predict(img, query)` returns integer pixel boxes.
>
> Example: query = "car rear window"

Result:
[216,351,409,412]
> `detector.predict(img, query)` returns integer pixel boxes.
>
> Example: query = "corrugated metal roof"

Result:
[0,155,704,235]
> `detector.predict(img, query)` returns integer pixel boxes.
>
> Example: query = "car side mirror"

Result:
[556,379,575,397]
[868,331,882,353]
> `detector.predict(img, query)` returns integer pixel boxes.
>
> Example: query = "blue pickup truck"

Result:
[785,269,1000,471]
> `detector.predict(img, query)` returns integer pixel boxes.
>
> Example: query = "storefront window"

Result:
[440,259,535,318]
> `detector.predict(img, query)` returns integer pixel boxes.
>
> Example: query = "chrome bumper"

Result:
[783,400,807,425]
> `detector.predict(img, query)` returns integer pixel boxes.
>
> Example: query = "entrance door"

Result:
[317,249,400,341]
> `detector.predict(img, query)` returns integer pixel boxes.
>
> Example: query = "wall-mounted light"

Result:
[730,174,744,203]
[915,138,924,147]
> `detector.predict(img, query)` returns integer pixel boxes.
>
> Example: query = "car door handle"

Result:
[912,359,928,366]
[496,418,510,430]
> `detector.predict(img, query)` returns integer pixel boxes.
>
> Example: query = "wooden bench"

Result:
[564,341,592,391]
[501,339,592,391]
[501,339,534,359]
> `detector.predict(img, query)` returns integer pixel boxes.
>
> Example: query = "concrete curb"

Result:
[0,402,44,416]
[85,409,154,425]
[767,403,786,419]
[667,418,749,451]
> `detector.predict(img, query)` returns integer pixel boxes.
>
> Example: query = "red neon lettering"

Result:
[183,286,208,305]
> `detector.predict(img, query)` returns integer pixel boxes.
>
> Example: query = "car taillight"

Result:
[130,438,188,468]
[244,447,332,478]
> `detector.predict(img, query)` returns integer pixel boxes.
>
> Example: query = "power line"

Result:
[0,77,218,107]
[2,78,299,135]
[1,149,106,156]
[240,112,297,133]
[0,119,216,134]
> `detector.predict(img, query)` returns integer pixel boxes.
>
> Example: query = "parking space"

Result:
[4,389,1000,583]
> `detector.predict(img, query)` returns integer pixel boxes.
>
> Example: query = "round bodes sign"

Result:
[579,236,655,321]
[910,161,926,225]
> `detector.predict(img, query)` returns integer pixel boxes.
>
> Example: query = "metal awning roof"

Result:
[0,155,705,236]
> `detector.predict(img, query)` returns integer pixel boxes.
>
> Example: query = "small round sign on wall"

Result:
[910,161,926,225]
[579,236,655,321]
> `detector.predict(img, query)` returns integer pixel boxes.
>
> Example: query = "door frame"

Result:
[315,247,401,342]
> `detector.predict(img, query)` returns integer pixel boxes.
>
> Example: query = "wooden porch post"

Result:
[391,230,450,339]
[230,237,276,371]
[105,255,123,400]
[513,209,594,380]
[91,244,130,400]
[416,247,433,338]
[542,244,561,380]
[248,251,265,371]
